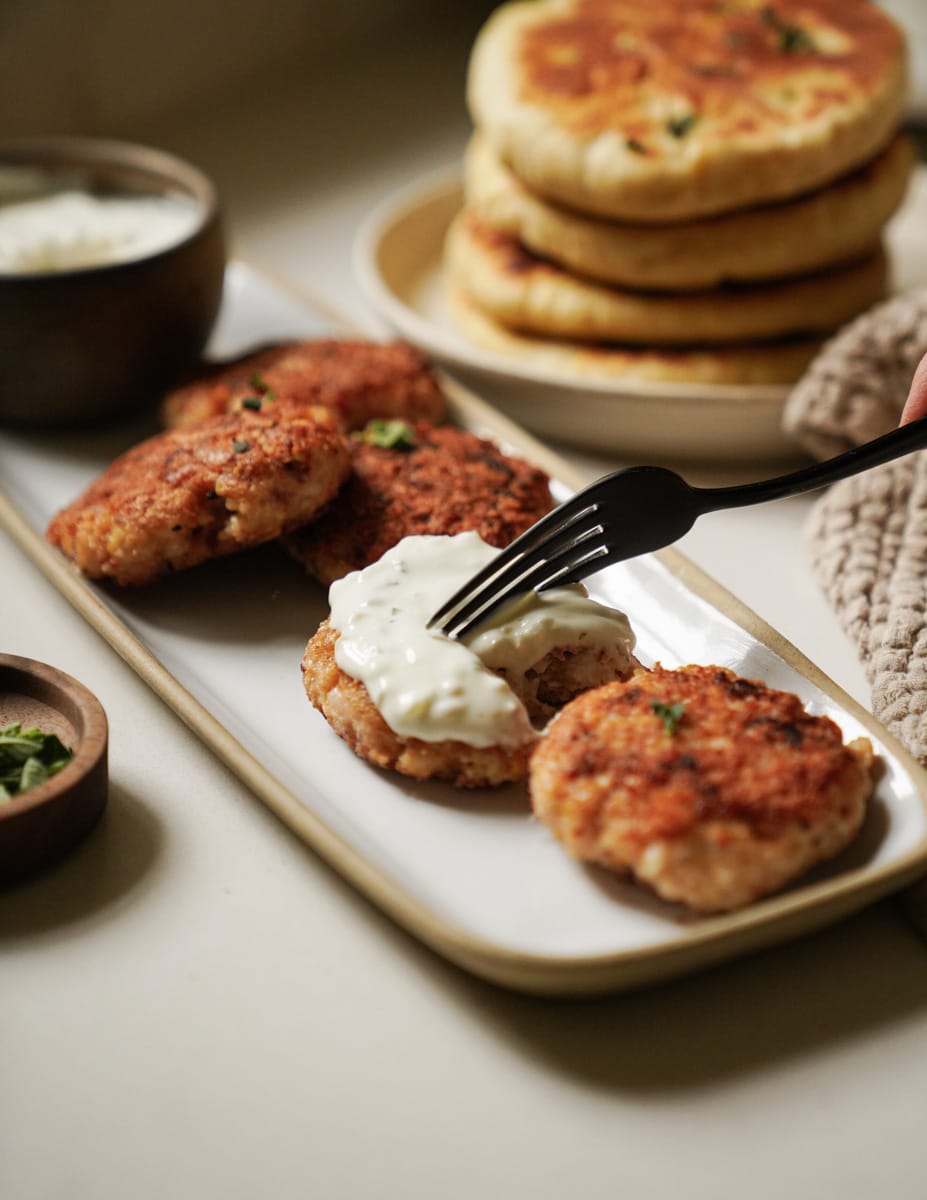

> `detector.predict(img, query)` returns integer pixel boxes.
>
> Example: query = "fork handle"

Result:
[694,418,927,513]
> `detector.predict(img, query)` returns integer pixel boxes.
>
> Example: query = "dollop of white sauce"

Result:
[0,189,201,273]
[329,532,636,749]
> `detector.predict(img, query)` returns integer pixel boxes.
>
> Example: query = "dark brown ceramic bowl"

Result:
[0,136,225,428]
[0,654,108,885]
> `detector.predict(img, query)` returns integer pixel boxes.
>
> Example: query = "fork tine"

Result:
[439,513,604,634]
[440,520,608,640]
[535,543,615,593]
[427,493,603,631]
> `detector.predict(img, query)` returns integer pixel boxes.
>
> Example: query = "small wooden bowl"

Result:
[0,136,225,428]
[0,654,108,885]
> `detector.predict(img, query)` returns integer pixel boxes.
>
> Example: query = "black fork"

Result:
[429,418,927,640]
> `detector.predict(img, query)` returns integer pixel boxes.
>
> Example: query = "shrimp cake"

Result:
[161,339,446,432]
[47,402,350,586]
[530,664,874,912]
[283,422,554,585]
[301,619,534,788]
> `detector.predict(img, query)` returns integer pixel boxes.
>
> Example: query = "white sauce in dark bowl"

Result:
[0,189,200,272]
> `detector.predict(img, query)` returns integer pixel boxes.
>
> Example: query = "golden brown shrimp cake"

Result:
[46,401,350,586]
[283,422,554,585]
[530,664,874,912]
[301,619,534,789]
[161,339,446,432]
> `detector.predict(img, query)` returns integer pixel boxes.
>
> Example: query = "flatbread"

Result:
[445,210,889,344]
[467,0,908,222]
[464,131,913,290]
[447,283,822,387]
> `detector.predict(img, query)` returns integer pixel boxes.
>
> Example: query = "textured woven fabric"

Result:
[789,289,927,762]
[783,288,927,459]
[809,452,927,761]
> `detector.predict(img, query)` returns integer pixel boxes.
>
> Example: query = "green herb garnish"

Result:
[232,438,250,453]
[667,113,698,138]
[625,138,646,155]
[761,6,815,53]
[241,395,262,411]
[778,24,814,52]
[354,418,418,451]
[249,372,276,402]
[0,723,73,803]
[650,700,685,735]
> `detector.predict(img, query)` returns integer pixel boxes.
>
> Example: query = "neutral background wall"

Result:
[0,0,497,140]
[886,0,927,114]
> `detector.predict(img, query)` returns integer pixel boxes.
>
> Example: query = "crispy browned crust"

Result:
[283,422,554,585]
[46,402,350,586]
[530,663,875,911]
[161,339,446,432]
[517,0,902,142]
[301,620,534,788]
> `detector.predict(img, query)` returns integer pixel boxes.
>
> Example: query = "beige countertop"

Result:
[4,17,927,1200]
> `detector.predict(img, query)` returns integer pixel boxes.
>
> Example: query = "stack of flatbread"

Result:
[447,0,913,389]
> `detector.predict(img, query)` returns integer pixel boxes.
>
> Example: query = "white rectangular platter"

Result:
[3,260,927,995]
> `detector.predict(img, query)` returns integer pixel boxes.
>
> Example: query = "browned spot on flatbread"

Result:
[518,0,903,142]
[467,218,543,275]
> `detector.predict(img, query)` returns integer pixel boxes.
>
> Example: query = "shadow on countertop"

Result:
[0,783,165,940]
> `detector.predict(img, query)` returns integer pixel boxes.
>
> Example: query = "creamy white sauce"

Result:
[0,189,200,273]
[329,532,635,749]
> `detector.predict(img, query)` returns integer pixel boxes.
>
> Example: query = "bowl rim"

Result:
[0,651,108,823]
[0,134,221,280]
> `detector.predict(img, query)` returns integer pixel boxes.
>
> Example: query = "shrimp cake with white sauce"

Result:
[284,422,554,585]
[301,531,639,788]
[530,664,874,912]
[47,402,350,586]
[161,339,446,432]
[302,619,535,788]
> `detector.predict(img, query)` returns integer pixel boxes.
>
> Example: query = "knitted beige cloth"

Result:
[783,288,927,460]
[808,450,927,761]
[784,289,927,762]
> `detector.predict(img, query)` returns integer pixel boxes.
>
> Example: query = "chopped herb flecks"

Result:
[0,723,73,802]
[650,700,686,735]
[778,23,814,52]
[241,396,262,411]
[249,372,276,402]
[667,113,698,138]
[232,438,250,453]
[761,6,815,53]
[626,138,646,155]
[354,418,418,451]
